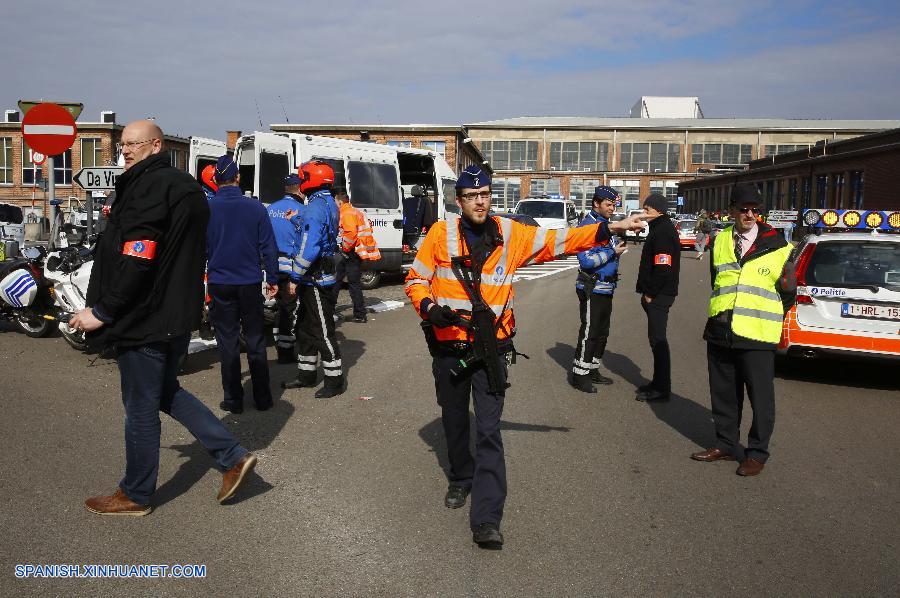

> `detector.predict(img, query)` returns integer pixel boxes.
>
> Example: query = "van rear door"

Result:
[188,137,227,178]
[250,133,293,204]
[346,153,403,272]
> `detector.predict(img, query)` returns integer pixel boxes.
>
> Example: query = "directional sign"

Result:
[21,103,78,156]
[74,167,124,191]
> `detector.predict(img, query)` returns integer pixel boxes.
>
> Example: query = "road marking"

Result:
[513,256,579,282]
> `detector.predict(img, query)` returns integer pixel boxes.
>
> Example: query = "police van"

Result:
[513,195,579,230]
[232,132,456,288]
[778,208,900,361]
[188,137,228,179]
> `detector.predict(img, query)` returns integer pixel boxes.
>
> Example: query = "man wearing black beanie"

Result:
[635,193,680,401]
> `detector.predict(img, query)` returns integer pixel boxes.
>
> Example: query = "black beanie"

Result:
[729,184,763,206]
[642,193,668,213]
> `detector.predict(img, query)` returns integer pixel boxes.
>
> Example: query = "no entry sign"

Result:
[21,103,77,156]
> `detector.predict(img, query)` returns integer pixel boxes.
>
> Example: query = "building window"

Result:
[81,138,104,168]
[801,177,812,209]
[763,144,811,157]
[619,143,680,172]
[387,140,412,148]
[609,179,641,206]
[0,137,11,184]
[53,149,73,185]
[491,177,520,212]
[787,179,798,209]
[850,171,864,209]
[477,140,539,171]
[690,143,753,164]
[815,175,828,208]
[167,148,182,170]
[650,181,679,212]
[548,142,609,172]
[569,178,601,213]
[421,140,446,157]
[22,140,42,186]
[528,178,560,197]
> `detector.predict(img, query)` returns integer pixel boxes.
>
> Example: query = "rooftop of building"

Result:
[464,116,900,132]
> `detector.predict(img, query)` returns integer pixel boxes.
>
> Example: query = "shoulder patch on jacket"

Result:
[122,240,157,260]
[653,253,672,265]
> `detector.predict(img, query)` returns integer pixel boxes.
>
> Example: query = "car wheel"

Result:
[360,270,381,290]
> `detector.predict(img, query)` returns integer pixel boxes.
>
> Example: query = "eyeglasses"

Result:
[738,207,761,214]
[459,191,492,202]
[116,139,155,152]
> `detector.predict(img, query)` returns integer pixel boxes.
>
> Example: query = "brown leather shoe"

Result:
[84,489,151,517]
[737,458,765,476]
[691,447,736,462]
[217,453,257,503]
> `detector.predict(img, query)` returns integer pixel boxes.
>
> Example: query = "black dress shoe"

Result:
[281,375,317,390]
[472,523,503,549]
[315,377,346,399]
[444,485,470,509]
[351,315,367,323]
[635,388,670,402]
[219,401,243,414]
[637,383,654,393]
[591,370,614,385]
[255,401,273,411]
[569,373,597,394]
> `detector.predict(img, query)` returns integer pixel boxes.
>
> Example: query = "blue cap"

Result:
[284,173,301,186]
[214,155,238,183]
[455,165,491,190]
[593,185,619,201]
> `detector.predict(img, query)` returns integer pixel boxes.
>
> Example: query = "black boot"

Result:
[281,372,317,390]
[315,375,346,399]
[569,373,597,394]
[472,523,504,549]
[591,369,614,385]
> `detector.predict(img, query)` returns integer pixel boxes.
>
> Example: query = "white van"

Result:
[514,197,579,229]
[233,132,456,288]
[0,203,26,249]
[625,208,649,242]
[188,136,228,179]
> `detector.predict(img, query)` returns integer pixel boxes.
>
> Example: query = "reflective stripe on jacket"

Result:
[405,215,606,343]
[709,226,793,344]
[339,202,381,261]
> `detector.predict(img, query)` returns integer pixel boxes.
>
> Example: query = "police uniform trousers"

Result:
[432,353,508,530]
[641,294,675,394]
[274,276,299,361]
[333,252,366,320]
[208,283,273,409]
[572,289,612,376]
[707,342,776,463]
[295,284,343,383]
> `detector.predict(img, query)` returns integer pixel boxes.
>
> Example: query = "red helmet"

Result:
[298,160,334,194]
[201,164,218,192]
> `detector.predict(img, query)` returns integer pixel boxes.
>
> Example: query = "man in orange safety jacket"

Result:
[333,191,381,323]
[404,165,645,549]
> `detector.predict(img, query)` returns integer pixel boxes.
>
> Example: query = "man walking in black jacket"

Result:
[635,194,680,401]
[70,120,256,516]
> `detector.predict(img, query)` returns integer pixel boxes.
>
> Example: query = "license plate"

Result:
[840,302,900,321]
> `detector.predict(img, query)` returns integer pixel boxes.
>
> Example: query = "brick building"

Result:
[0,109,190,218]
[678,128,900,214]
[268,124,484,175]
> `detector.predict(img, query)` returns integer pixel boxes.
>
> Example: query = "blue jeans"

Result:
[116,334,248,505]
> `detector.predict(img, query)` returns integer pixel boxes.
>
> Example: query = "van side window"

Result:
[347,162,399,209]
[443,180,459,215]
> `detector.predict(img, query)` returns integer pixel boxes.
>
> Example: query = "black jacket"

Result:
[636,214,680,297]
[86,154,210,349]
[703,222,796,350]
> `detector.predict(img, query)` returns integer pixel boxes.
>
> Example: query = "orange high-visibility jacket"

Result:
[405,215,609,343]
[339,202,381,261]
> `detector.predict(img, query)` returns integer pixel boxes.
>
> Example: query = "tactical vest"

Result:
[709,226,792,344]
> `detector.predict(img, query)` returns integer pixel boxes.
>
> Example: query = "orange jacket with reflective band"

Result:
[339,202,381,261]
[405,215,606,343]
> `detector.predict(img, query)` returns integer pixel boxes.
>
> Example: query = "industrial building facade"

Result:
[678,128,900,214]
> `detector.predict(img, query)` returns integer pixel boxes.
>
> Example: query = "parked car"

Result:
[624,209,648,242]
[676,219,698,250]
[514,198,578,230]
[778,209,900,361]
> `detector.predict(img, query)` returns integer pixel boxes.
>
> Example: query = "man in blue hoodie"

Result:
[281,160,344,398]
[267,174,306,364]
[207,156,279,413]
[570,186,626,393]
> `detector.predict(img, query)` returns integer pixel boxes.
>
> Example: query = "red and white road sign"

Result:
[21,103,77,156]
[30,150,46,165]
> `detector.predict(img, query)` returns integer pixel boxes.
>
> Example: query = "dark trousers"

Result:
[333,253,366,319]
[572,290,613,375]
[707,343,776,462]
[208,283,272,408]
[295,284,342,381]
[275,277,298,359]
[116,334,247,504]
[640,294,675,393]
[432,353,508,530]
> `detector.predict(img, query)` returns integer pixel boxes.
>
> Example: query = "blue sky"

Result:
[3,0,898,139]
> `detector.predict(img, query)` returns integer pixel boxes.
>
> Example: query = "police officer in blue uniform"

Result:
[206,156,279,413]
[281,161,345,398]
[267,174,306,363]
[570,186,626,393]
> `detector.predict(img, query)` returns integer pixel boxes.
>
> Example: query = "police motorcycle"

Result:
[0,245,64,338]
[42,227,96,350]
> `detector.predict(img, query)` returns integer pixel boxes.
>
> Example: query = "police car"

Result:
[778,209,900,361]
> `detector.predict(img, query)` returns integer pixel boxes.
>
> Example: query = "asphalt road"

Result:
[1,249,897,597]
